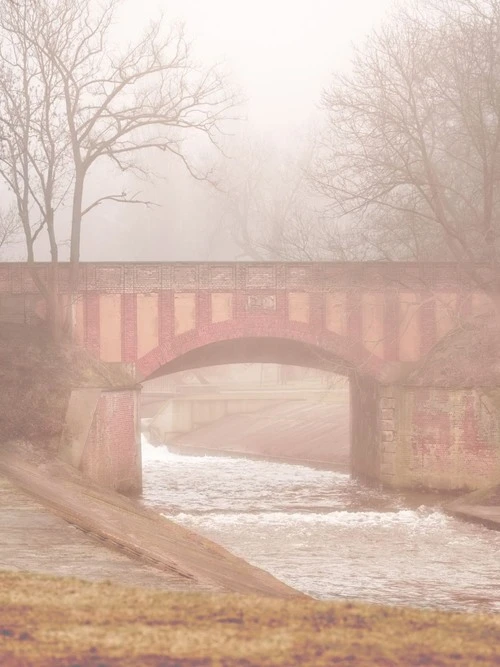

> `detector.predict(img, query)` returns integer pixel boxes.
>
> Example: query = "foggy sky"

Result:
[121,0,393,136]
[92,0,394,262]
[1,0,394,263]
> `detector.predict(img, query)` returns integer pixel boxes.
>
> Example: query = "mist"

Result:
[4,1,500,661]
[0,0,394,263]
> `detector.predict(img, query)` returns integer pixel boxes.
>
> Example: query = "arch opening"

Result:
[139,336,382,478]
[145,337,356,381]
[141,359,351,471]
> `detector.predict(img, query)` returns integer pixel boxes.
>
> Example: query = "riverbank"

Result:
[0,451,300,598]
[446,484,500,532]
[0,475,213,591]
[0,322,302,596]
[2,569,500,667]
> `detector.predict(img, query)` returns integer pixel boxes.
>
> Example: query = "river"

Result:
[141,435,500,613]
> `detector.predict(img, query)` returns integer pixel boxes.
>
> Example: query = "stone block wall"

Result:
[350,374,381,481]
[378,389,398,486]
[60,388,141,494]
[379,386,500,491]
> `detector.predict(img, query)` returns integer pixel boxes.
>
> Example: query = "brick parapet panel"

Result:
[0,261,488,294]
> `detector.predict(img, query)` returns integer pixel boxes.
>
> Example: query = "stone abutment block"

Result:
[60,387,142,494]
[375,385,500,491]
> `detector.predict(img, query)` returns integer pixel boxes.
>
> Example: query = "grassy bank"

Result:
[0,323,133,456]
[1,571,500,666]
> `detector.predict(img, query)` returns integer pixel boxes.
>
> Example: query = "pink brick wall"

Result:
[80,389,141,494]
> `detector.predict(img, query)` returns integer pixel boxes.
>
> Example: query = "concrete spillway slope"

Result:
[167,401,350,468]
[0,476,209,591]
[0,453,302,598]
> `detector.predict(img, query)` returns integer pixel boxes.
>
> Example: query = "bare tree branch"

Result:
[81,191,159,217]
[311,0,500,298]
[0,0,238,335]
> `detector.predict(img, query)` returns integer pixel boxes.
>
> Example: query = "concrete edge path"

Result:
[446,501,500,531]
[445,481,500,530]
[0,452,303,599]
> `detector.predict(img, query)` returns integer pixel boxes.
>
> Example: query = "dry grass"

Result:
[1,571,500,666]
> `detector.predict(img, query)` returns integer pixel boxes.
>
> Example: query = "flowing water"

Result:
[141,434,500,612]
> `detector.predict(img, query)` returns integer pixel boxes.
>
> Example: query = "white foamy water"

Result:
[141,437,500,611]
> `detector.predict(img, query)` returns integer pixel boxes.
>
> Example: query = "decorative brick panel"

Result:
[96,266,123,291]
[174,266,197,289]
[135,265,161,291]
[246,265,275,289]
[246,293,276,312]
[209,266,234,288]
[287,265,311,288]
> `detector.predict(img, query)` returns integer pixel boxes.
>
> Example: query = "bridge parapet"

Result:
[0,262,495,382]
[0,261,488,293]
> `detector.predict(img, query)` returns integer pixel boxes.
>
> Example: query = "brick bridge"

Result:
[2,261,499,493]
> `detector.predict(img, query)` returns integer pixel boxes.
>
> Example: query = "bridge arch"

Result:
[137,323,384,490]
[136,320,391,382]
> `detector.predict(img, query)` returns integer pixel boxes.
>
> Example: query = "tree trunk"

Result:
[44,205,65,341]
[67,175,84,338]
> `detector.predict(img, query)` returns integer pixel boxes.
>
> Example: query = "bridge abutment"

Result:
[351,382,500,491]
[350,375,381,481]
[59,387,142,494]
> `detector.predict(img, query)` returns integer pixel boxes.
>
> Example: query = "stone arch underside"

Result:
[136,320,393,382]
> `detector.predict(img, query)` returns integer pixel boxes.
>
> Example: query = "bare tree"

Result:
[41,0,235,291]
[0,0,70,335]
[209,137,327,261]
[312,0,500,297]
[0,0,236,334]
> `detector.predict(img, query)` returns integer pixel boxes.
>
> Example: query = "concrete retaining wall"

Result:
[149,395,288,443]
[60,388,141,494]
